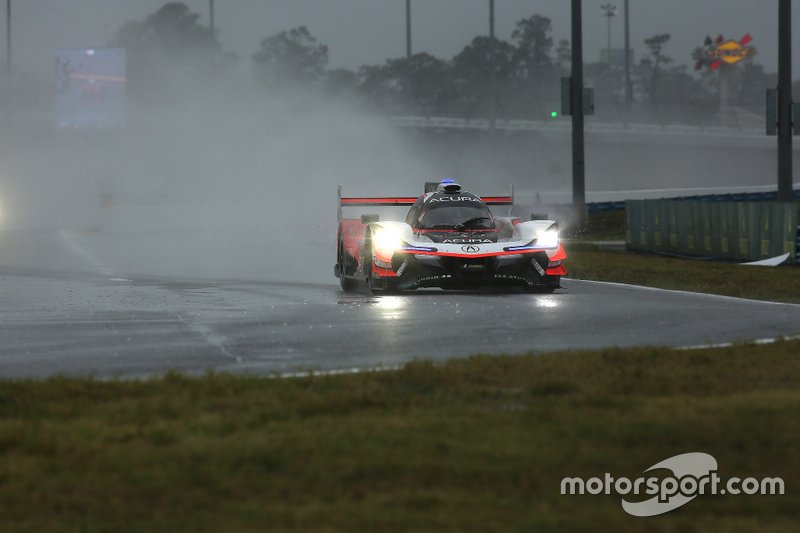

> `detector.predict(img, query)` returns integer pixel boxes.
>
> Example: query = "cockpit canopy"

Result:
[412,192,494,231]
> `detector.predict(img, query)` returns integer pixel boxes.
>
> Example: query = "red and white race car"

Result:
[334,180,567,292]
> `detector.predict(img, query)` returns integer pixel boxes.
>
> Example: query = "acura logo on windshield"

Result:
[461,245,480,253]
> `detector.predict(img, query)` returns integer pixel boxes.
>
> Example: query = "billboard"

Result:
[693,34,756,71]
[55,48,126,129]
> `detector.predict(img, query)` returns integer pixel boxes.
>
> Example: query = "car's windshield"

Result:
[416,204,494,230]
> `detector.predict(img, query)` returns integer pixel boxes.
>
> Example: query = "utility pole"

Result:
[5,0,10,117]
[405,0,412,59]
[489,0,496,132]
[778,0,793,202]
[209,0,215,34]
[571,0,586,211]
[624,0,632,105]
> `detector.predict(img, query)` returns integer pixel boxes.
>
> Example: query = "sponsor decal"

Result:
[418,274,452,283]
[694,34,755,71]
[494,273,528,282]
[708,39,753,65]
[461,245,481,253]
[561,452,785,517]
[443,238,493,244]
[428,196,483,203]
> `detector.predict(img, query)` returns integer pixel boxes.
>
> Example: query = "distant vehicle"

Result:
[335,179,567,292]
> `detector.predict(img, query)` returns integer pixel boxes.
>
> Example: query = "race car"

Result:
[334,179,567,292]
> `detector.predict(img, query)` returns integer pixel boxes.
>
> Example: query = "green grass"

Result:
[564,209,800,303]
[566,245,800,303]
[1,341,800,531]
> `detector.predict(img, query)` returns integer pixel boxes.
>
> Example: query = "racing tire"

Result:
[526,284,557,294]
[368,270,400,293]
[525,275,560,293]
[339,244,359,293]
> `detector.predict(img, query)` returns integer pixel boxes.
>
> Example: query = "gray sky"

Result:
[6,0,797,78]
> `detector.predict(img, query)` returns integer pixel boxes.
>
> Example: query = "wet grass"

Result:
[566,245,800,304]
[1,340,799,531]
[565,209,800,303]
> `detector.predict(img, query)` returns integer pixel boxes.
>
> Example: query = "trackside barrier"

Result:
[588,189,800,213]
[796,225,800,263]
[626,200,798,264]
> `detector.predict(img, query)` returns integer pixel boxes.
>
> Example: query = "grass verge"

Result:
[565,244,800,304]
[1,340,799,531]
[565,209,800,304]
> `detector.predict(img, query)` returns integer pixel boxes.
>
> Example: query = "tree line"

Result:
[111,3,777,124]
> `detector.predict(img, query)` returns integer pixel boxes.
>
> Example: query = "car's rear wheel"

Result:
[339,243,358,292]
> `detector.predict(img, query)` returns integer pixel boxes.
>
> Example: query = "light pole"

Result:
[601,3,617,67]
[405,0,412,59]
[571,0,586,212]
[624,0,631,104]
[5,0,10,117]
[209,0,215,34]
[489,0,496,132]
[778,0,793,201]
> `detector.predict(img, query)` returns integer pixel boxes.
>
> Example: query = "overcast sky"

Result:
[7,0,798,78]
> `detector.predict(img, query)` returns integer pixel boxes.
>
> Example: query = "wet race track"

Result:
[2,228,800,379]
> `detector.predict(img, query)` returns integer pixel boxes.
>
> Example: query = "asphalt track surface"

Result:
[2,229,800,379]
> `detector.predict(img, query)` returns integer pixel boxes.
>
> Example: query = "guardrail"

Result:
[390,115,767,140]
[587,189,800,213]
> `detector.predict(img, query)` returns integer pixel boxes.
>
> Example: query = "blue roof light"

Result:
[441,178,456,184]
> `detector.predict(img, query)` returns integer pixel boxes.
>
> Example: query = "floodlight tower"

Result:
[601,3,617,66]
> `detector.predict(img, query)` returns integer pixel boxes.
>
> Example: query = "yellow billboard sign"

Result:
[708,39,753,65]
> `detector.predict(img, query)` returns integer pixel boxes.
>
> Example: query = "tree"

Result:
[555,39,571,75]
[643,33,672,105]
[324,68,359,98]
[109,2,234,105]
[451,36,517,118]
[358,63,402,111]
[359,53,453,117]
[253,26,329,89]
[511,15,555,79]
[510,14,557,117]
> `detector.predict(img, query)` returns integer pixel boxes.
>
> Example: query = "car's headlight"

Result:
[536,228,559,248]
[373,227,403,254]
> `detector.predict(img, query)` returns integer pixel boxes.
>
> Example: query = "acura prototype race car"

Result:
[334,179,567,292]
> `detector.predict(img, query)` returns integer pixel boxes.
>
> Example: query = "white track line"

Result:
[57,229,130,282]
[275,364,403,379]
[676,334,800,351]
[563,278,800,307]
[176,313,242,363]
[58,229,240,363]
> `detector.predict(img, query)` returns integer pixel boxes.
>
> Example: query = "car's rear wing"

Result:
[337,185,514,221]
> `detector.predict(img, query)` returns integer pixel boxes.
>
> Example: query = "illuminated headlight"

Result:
[536,229,559,249]
[373,227,403,254]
